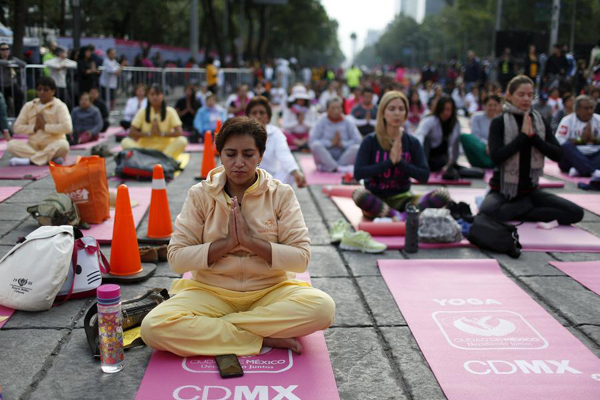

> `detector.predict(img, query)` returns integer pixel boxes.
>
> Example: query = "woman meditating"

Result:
[480,75,583,225]
[352,91,450,221]
[246,96,307,188]
[122,84,188,159]
[141,117,335,356]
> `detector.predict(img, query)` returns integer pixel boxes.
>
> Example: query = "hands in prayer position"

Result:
[34,113,45,132]
[521,112,534,137]
[389,134,403,164]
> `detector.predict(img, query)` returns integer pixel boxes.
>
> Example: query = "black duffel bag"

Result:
[114,148,181,181]
[466,214,522,258]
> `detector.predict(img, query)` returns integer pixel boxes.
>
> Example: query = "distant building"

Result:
[365,30,382,47]
[398,0,420,21]
[398,0,444,23]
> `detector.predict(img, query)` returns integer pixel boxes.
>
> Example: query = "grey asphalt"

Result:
[0,132,599,400]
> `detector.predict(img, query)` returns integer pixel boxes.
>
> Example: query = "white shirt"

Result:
[270,87,287,106]
[261,124,299,185]
[123,96,148,122]
[281,105,318,134]
[556,113,600,155]
[547,97,564,116]
[43,57,77,88]
[465,92,479,115]
[99,57,120,89]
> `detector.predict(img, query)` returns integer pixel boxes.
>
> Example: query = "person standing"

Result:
[0,43,26,116]
[205,56,218,95]
[523,45,540,84]
[77,46,99,96]
[497,48,515,93]
[99,48,121,111]
[463,50,481,92]
[43,47,77,110]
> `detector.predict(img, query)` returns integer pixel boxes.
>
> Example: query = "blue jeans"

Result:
[558,142,600,176]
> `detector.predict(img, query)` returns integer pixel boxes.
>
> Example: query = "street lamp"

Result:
[350,32,357,65]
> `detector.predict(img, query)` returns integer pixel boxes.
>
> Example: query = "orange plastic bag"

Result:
[50,156,110,224]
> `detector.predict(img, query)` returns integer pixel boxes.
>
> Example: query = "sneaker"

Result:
[329,218,351,244]
[340,230,387,253]
[568,167,580,177]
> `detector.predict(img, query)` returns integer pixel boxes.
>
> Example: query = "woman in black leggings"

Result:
[480,75,583,225]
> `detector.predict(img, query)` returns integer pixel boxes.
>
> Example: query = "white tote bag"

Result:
[0,226,74,311]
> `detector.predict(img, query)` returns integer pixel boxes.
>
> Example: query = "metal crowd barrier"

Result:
[1,64,254,119]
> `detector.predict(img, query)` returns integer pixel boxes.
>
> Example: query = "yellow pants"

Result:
[140,278,335,357]
[7,138,70,166]
[121,136,188,159]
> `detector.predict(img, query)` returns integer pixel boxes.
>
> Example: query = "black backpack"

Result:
[114,148,181,181]
[466,214,522,258]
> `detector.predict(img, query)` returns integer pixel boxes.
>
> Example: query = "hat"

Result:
[289,86,310,102]
[539,92,549,102]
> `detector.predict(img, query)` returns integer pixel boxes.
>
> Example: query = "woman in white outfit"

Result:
[246,96,307,188]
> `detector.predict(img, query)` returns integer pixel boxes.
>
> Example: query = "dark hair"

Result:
[507,75,534,95]
[132,83,147,97]
[183,84,201,108]
[37,76,56,91]
[79,92,90,100]
[483,94,501,104]
[55,47,66,56]
[562,92,573,103]
[107,48,115,55]
[145,84,166,122]
[407,89,422,108]
[433,95,457,134]
[215,116,267,156]
[362,87,374,95]
[246,96,272,120]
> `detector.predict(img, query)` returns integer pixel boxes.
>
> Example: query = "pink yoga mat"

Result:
[69,127,118,150]
[0,305,14,329]
[544,161,590,184]
[80,186,151,244]
[414,173,471,186]
[331,194,600,252]
[0,186,22,202]
[0,155,77,180]
[112,142,205,153]
[136,272,339,400]
[298,155,347,185]
[550,261,600,296]
[379,259,600,400]
[559,193,600,216]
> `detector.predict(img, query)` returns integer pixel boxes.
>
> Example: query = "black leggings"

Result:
[479,189,584,225]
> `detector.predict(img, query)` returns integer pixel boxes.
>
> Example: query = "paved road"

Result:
[0,133,599,399]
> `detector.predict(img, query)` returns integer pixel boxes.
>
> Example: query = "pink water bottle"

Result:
[97,284,125,373]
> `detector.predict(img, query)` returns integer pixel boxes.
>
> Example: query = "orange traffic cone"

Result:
[215,119,222,135]
[200,130,216,179]
[109,184,142,276]
[147,164,173,238]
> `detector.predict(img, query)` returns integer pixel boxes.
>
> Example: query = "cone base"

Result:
[145,233,172,239]
[102,263,157,283]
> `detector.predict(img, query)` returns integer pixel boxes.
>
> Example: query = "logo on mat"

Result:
[432,310,548,350]
[453,316,517,337]
[17,278,28,287]
[182,347,294,374]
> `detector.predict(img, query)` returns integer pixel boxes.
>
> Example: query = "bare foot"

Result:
[263,337,303,354]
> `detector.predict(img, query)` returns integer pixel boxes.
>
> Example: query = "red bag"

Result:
[50,156,110,224]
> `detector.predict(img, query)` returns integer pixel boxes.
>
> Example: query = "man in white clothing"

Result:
[43,47,77,109]
[556,95,600,178]
[99,48,121,111]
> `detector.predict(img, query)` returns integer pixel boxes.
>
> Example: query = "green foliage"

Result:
[366,0,600,67]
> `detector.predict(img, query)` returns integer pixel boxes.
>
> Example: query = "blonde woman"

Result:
[352,91,450,220]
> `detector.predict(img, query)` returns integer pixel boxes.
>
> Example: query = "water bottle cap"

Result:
[97,284,121,302]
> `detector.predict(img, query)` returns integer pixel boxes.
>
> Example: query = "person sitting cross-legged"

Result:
[555,95,600,179]
[309,97,362,173]
[6,76,72,166]
[460,94,501,168]
[480,75,583,225]
[140,116,335,357]
[352,91,450,222]
[121,83,188,159]
[69,92,103,145]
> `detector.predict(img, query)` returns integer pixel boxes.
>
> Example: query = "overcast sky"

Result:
[320,0,397,65]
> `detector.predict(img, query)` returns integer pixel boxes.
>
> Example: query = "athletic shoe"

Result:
[329,218,351,244]
[569,167,580,177]
[340,230,387,253]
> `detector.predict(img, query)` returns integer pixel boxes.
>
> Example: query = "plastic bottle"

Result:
[405,205,419,253]
[97,284,125,373]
